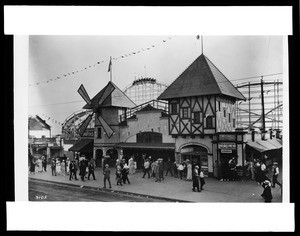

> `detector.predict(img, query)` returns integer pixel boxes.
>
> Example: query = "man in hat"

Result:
[103,164,112,188]
[271,162,282,188]
[192,166,201,192]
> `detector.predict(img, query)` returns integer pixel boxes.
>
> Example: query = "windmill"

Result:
[77,81,136,138]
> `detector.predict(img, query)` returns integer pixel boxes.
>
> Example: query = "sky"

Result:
[28,35,284,135]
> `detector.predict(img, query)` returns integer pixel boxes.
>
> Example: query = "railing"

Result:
[119,99,169,123]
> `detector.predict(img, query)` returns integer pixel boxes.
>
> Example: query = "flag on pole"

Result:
[108,57,112,72]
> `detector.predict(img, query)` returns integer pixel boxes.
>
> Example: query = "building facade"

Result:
[158,54,246,177]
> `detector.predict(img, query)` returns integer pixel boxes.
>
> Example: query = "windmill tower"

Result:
[77,81,136,161]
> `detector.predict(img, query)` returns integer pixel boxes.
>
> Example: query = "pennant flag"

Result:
[108,57,112,72]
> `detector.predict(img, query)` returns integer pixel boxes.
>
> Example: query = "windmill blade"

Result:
[77,113,93,136]
[78,84,92,106]
[97,115,114,139]
[98,82,115,106]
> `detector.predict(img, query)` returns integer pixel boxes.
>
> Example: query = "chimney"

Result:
[251,130,255,141]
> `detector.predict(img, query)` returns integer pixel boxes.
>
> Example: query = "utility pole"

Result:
[248,82,251,130]
[260,77,266,137]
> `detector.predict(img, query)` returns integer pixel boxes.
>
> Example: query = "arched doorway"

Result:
[95,149,103,168]
[106,149,118,168]
[180,145,208,176]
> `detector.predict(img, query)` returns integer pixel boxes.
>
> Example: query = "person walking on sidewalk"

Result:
[153,160,160,182]
[173,162,178,178]
[186,161,192,181]
[151,159,156,178]
[128,156,136,174]
[271,162,282,188]
[192,166,201,192]
[142,159,151,178]
[199,168,206,190]
[165,158,173,177]
[261,180,273,203]
[116,165,123,186]
[177,163,184,180]
[103,164,112,188]
[69,160,78,180]
[122,164,130,184]
[79,158,86,181]
[51,158,56,176]
[88,161,96,180]
[158,159,164,181]
[42,156,47,172]
[29,156,36,174]
[56,159,61,176]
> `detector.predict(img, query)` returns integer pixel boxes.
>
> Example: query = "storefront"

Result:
[115,142,175,169]
[212,131,246,179]
[245,138,282,167]
[68,139,94,160]
[180,145,209,177]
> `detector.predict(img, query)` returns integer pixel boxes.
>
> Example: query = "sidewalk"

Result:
[29,165,282,202]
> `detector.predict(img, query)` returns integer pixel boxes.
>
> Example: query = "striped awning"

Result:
[246,139,282,153]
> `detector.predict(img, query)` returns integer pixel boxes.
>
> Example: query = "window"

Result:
[137,132,162,143]
[194,112,201,124]
[233,118,236,128]
[228,113,231,123]
[182,108,189,118]
[206,116,213,128]
[171,103,178,114]
[97,127,102,139]
[223,108,226,117]
[218,101,221,111]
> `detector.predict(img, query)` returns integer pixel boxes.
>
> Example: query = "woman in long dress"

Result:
[60,159,65,176]
[37,157,43,173]
[56,159,61,175]
[186,161,192,181]
[128,157,135,174]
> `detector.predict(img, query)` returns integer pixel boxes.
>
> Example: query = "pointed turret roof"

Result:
[158,54,245,100]
[83,81,136,109]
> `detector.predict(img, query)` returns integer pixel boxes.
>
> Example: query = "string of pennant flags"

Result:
[29,36,176,87]
[39,113,64,126]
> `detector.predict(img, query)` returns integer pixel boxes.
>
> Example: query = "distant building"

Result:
[28,115,51,138]
[28,115,64,161]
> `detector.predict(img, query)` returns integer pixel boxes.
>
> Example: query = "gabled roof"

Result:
[136,104,161,113]
[83,81,136,109]
[28,115,51,130]
[158,54,245,101]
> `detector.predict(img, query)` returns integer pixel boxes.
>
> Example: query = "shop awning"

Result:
[68,139,93,152]
[49,146,63,150]
[246,139,282,153]
[115,142,175,150]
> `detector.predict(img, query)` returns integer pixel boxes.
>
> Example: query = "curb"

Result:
[29,177,192,203]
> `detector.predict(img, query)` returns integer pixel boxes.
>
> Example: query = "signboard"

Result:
[82,128,95,138]
[221,149,232,153]
[218,142,236,150]
[219,134,236,141]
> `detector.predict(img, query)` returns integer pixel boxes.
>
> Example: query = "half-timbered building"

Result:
[158,54,246,177]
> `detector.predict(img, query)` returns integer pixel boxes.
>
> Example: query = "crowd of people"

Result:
[28,152,281,202]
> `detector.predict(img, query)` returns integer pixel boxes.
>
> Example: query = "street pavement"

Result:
[28,165,282,202]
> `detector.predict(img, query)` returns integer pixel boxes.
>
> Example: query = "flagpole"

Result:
[110,56,112,82]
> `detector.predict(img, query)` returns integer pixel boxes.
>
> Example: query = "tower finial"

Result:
[196,35,203,55]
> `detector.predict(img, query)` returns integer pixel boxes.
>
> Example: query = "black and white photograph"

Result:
[5,6,295,232]
[27,35,284,203]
